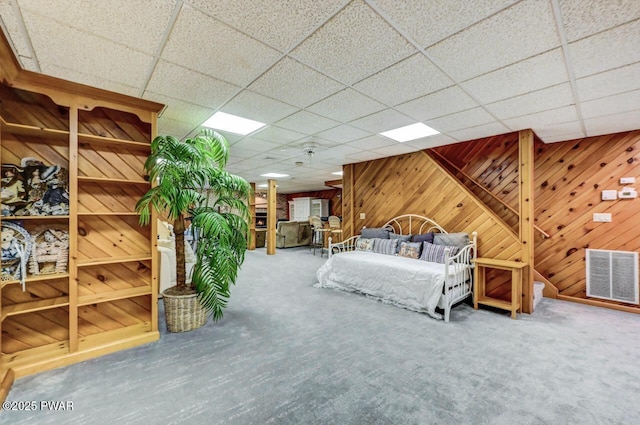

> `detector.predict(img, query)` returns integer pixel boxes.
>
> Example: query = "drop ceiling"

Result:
[1,0,639,193]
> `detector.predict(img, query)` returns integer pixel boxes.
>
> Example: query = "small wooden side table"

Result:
[473,258,528,319]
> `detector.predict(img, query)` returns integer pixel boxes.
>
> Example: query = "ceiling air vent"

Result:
[586,249,639,304]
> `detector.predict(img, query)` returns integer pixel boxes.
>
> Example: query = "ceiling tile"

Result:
[426,0,560,81]
[39,63,140,97]
[534,121,584,143]
[252,126,306,144]
[275,111,340,134]
[568,19,640,79]
[18,0,177,54]
[559,0,640,42]
[307,88,385,123]
[461,49,568,104]
[314,124,371,144]
[372,143,418,157]
[248,57,344,108]
[22,12,153,88]
[348,109,415,134]
[485,83,574,120]
[353,53,453,106]
[449,122,511,142]
[503,106,580,132]
[230,137,281,154]
[186,0,345,52]
[221,90,298,124]
[146,60,240,109]
[346,135,397,150]
[290,0,416,84]
[144,91,214,125]
[0,1,33,58]
[584,109,640,137]
[374,0,518,47]
[162,4,281,86]
[427,108,495,133]
[395,86,478,121]
[345,150,388,163]
[17,55,38,72]
[580,89,640,119]
[575,62,640,102]
[157,117,196,139]
[402,134,458,150]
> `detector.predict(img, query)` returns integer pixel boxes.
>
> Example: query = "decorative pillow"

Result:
[420,241,459,263]
[398,241,422,259]
[433,232,469,251]
[355,237,374,252]
[412,232,434,244]
[389,233,411,253]
[372,238,398,255]
[361,227,391,239]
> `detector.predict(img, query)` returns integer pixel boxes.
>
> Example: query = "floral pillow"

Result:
[355,237,374,252]
[398,241,422,259]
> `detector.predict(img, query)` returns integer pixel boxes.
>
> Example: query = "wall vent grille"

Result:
[586,249,638,305]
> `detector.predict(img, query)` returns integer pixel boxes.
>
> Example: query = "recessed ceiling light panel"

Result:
[331,171,343,176]
[202,111,266,135]
[260,173,289,178]
[380,123,439,142]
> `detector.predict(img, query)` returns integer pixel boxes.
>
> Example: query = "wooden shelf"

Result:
[0,215,69,220]
[2,297,69,320]
[77,254,152,267]
[78,176,149,185]
[78,212,139,216]
[77,287,151,306]
[1,273,69,287]
[475,297,514,311]
[78,133,150,151]
[0,118,69,140]
[2,341,70,370]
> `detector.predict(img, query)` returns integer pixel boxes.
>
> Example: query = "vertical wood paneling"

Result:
[266,179,276,255]
[248,182,256,250]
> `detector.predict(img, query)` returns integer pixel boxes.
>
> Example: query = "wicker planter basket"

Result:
[162,290,207,332]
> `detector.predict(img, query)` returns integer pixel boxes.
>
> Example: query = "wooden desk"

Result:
[473,258,528,319]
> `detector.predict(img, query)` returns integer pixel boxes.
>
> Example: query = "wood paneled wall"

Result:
[342,151,521,298]
[285,189,342,219]
[434,129,640,312]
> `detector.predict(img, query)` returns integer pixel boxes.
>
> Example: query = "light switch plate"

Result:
[593,213,612,222]
[359,213,366,219]
[601,190,617,200]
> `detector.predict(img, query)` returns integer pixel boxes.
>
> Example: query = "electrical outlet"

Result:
[359,213,366,219]
[593,213,612,223]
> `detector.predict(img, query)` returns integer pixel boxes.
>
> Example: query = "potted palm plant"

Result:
[136,129,251,332]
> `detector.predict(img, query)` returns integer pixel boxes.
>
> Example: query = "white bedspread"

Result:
[316,251,459,318]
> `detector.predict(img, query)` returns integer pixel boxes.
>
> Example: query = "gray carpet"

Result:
[4,247,640,424]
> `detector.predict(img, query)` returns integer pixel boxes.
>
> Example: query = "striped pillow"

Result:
[420,241,459,263]
[373,238,398,255]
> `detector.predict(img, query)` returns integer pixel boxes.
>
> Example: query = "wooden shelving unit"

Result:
[0,33,163,379]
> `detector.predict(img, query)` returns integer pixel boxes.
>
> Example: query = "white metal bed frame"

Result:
[327,214,477,322]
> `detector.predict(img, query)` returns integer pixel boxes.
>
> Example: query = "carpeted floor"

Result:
[4,247,640,424]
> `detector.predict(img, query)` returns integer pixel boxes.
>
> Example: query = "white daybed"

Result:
[315,214,477,322]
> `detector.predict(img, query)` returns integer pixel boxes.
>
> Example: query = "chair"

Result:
[328,215,342,242]
[310,216,330,257]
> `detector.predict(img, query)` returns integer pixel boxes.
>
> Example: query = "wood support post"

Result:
[519,129,535,313]
[248,182,256,250]
[342,164,355,239]
[266,179,276,255]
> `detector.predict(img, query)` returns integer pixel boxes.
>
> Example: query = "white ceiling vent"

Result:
[586,249,639,305]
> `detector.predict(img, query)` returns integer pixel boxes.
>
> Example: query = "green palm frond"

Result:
[137,129,250,319]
